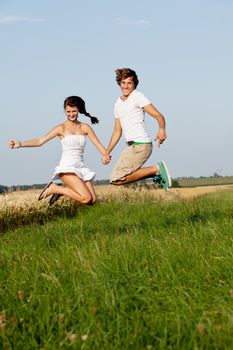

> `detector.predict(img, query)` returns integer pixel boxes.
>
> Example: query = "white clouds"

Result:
[0,15,44,24]
[114,18,152,26]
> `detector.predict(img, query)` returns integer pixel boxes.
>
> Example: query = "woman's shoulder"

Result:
[80,122,92,130]
[49,123,63,134]
[53,122,68,138]
[80,122,95,136]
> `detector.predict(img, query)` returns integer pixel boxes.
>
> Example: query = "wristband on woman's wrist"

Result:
[18,141,22,148]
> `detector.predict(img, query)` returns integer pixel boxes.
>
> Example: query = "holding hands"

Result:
[102,153,111,165]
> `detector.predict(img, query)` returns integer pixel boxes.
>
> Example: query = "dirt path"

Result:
[167,185,233,199]
[95,184,233,201]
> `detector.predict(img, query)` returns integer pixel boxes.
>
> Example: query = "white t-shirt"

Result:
[114,90,151,142]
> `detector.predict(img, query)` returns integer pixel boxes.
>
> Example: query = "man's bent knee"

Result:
[110,179,125,186]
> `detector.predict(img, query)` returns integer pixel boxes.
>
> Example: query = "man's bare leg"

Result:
[111,165,159,185]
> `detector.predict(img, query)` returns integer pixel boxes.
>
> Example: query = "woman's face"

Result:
[65,105,79,122]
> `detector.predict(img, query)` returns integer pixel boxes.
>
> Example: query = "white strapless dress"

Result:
[52,135,95,181]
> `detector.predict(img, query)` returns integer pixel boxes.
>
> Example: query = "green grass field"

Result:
[1,191,233,349]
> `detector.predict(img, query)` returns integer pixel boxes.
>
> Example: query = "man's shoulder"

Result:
[132,90,149,99]
[114,96,121,107]
[133,89,143,95]
[131,90,147,99]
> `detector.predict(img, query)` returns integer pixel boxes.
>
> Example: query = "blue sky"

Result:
[1,0,233,186]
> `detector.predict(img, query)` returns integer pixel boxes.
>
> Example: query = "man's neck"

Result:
[120,89,135,101]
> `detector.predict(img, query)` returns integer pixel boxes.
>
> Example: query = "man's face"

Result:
[120,77,135,97]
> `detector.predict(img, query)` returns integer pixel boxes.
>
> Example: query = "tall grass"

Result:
[1,190,233,349]
[1,185,232,233]
[0,190,81,234]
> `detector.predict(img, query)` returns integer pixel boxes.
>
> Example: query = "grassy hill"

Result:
[1,190,233,349]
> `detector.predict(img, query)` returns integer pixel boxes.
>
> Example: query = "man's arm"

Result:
[143,103,167,148]
[106,118,122,154]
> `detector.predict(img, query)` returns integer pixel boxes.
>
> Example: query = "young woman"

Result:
[9,96,110,205]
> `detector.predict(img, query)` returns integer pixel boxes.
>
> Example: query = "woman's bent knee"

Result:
[91,197,97,205]
[80,194,92,204]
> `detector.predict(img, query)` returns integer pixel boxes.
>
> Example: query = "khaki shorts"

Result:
[110,143,153,183]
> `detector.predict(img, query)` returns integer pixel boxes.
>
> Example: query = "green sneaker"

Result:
[153,174,162,184]
[156,161,171,191]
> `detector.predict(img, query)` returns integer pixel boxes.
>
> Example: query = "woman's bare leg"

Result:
[85,180,97,204]
[44,174,94,204]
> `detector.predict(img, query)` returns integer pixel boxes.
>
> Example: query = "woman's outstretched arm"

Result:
[9,124,62,149]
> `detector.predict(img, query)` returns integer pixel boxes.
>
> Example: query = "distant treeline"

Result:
[0,179,110,194]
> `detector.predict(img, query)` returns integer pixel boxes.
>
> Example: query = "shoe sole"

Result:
[38,181,53,201]
[158,161,172,189]
[49,193,63,206]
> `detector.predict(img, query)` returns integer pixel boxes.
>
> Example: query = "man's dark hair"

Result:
[115,68,139,88]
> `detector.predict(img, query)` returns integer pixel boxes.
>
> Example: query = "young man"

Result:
[105,68,171,191]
